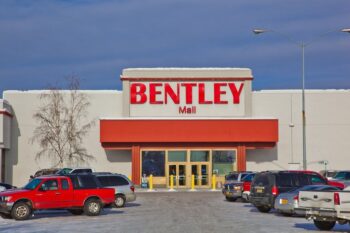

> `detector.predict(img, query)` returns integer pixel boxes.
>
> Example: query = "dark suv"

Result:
[250,171,328,213]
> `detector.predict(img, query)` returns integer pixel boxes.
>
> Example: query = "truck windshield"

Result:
[334,172,348,180]
[24,179,42,190]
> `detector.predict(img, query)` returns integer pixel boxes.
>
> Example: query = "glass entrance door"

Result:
[191,163,210,187]
[168,164,187,188]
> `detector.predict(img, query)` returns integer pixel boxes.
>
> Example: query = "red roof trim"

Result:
[120,77,253,81]
[100,119,278,144]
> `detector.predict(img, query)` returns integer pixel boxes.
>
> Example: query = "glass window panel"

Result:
[61,179,69,190]
[212,150,236,175]
[168,151,187,162]
[142,151,165,176]
[212,150,236,163]
[190,151,209,162]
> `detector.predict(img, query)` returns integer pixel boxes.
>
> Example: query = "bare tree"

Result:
[31,77,95,168]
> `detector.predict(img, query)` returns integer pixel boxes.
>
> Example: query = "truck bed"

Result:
[298,190,350,221]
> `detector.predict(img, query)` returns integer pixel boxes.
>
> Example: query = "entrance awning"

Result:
[100,118,278,147]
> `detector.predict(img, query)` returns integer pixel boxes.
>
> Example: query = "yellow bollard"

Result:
[190,174,196,191]
[148,174,154,191]
[169,175,174,191]
[212,174,216,191]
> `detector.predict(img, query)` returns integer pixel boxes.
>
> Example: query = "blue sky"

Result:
[0,0,349,97]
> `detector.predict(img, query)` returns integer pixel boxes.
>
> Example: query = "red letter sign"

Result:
[228,83,244,104]
[130,83,147,104]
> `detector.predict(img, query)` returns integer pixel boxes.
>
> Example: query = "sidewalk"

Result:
[135,188,222,193]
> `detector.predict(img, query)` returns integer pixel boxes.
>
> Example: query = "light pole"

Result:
[253,28,350,170]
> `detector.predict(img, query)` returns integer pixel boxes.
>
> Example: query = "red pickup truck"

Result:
[0,174,115,220]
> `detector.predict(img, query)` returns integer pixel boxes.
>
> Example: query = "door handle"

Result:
[55,192,61,195]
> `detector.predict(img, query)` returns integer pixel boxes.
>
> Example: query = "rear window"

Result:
[69,175,98,189]
[97,175,129,186]
[253,174,270,186]
[276,173,296,187]
[110,176,129,186]
[97,176,111,187]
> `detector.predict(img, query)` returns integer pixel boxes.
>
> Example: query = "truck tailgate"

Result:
[298,191,335,209]
[337,191,350,220]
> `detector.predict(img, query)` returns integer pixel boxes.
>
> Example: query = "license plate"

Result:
[256,187,264,193]
[226,192,233,197]
[280,199,288,205]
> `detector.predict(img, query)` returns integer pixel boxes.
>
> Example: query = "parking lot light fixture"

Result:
[252,28,349,170]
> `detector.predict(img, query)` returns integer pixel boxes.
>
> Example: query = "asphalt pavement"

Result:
[1,192,349,233]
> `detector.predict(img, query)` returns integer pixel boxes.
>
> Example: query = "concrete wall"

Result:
[3,90,131,186]
[3,89,350,186]
[0,100,12,149]
[247,90,350,172]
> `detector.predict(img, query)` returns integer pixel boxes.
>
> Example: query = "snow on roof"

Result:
[122,67,253,78]
[253,89,350,94]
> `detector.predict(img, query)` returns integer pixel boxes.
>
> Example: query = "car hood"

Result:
[0,189,30,196]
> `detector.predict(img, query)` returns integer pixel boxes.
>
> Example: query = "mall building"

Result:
[1,68,350,188]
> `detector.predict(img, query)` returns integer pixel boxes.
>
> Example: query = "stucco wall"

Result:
[3,90,131,186]
[247,90,350,172]
[3,89,350,186]
[0,99,12,149]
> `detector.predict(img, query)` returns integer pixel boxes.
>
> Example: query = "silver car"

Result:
[274,185,340,216]
[95,173,136,208]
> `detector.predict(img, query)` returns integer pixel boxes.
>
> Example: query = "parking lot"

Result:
[0,191,349,233]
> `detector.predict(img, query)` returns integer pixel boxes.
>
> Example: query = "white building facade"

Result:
[1,68,349,187]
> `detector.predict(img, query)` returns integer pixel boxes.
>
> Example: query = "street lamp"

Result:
[253,28,349,170]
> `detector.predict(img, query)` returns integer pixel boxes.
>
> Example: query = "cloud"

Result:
[0,0,350,97]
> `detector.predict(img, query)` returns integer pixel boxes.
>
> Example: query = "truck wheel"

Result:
[313,220,335,231]
[225,196,237,202]
[114,195,126,208]
[11,202,32,220]
[84,198,102,216]
[69,209,84,215]
[256,206,271,213]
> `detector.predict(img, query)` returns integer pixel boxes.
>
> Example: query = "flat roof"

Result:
[121,67,253,78]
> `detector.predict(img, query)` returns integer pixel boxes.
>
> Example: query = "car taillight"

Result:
[130,185,135,192]
[272,186,279,196]
[293,194,299,202]
[334,192,340,205]
[243,181,250,192]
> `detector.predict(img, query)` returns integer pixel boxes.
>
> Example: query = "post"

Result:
[301,44,307,170]
[211,174,216,191]
[169,175,175,191]
[148,174,154,192]
[190,174,196,191]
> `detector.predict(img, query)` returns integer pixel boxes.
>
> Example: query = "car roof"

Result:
[93,172,128,177]
[258,170,320,174]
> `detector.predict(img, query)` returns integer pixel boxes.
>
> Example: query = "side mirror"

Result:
[30,175,34,179]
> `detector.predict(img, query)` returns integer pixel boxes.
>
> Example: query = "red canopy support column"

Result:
[131,145,141,185]
[237,145,247,171]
